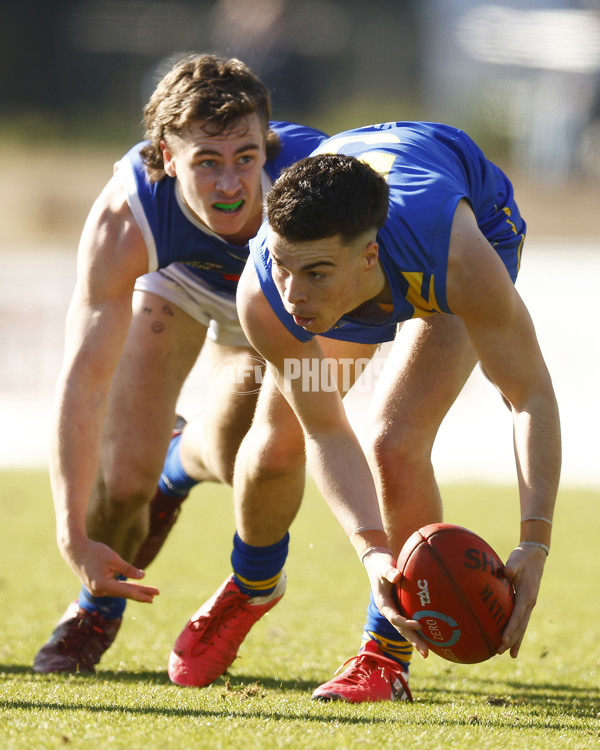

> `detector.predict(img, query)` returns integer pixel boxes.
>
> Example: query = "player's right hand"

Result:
[60,537,160,603]
[362,547,429,658]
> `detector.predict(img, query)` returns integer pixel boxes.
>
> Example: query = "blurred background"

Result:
[0,0,598,486]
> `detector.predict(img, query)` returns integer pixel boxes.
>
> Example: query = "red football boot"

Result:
[168,573,286,686]
[311,640,412,703]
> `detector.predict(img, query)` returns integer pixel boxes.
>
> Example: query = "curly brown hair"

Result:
[141,53,280,182]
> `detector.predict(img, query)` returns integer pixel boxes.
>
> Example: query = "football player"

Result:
[168,122,560,701]
[33,53,327,675]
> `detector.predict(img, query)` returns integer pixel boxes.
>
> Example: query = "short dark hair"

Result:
[141,53,279,182]
[266,153,390,243]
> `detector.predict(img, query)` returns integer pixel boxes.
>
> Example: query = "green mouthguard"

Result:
[214,200,243,211]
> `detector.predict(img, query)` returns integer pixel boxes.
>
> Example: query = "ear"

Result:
[363,240,379,269]
[160,140,177,177]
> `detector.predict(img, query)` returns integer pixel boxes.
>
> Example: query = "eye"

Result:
[308,270,325,280]
[198,158,217,169]
[237,153,256,167]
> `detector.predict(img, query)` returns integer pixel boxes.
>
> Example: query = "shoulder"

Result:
[79,171,147,290]
[446,200,518,320]
[270,121,328,140]
[265,121,329,178]
[90,170,141,240]
[237,258,274,336]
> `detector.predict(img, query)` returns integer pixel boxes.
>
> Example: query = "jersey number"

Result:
[313,131,400,180]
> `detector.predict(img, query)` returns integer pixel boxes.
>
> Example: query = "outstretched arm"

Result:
[447,199,561,657]
[236,260,429,656]
[51,173,159,602]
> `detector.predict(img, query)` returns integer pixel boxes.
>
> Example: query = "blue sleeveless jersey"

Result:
[250,121,526,344]
[117,121,328,294]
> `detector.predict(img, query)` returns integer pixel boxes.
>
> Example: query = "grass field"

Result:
[1,471,598,749]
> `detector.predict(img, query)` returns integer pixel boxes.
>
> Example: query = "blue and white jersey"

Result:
[116,121,328,295]
[250,121,526,344]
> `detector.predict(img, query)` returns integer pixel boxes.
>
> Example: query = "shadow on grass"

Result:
[0,663,316,692]
[0,694,597,733]
[416,677,600,714]
[2,665,598,731]
[418,674,600,698]
[0,698,394,727]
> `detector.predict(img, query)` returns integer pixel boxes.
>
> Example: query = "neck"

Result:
[369,261,392,305]
[347,261,392,319]
[220,210,262,247]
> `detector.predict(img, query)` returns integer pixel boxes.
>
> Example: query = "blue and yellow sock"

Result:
[158,433,199,498]
[77,576,127,620]
[231,531,289,597]
[362,592,412,671]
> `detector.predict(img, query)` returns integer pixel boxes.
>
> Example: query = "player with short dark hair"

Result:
[33,53,327,675]
[168,122,560,701]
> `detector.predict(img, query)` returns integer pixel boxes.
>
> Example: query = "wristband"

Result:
[520,541,550,556]
[360,546,393,565]
[521,516,553,525]
[350,527,389,561]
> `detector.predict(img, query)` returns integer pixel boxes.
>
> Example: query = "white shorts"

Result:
[134,263,250,347]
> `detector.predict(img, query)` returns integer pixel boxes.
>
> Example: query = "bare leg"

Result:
[87,291,205,561]
[168,340,379,687]
[233,340,378,546]
[178,340,262,485]
[233,369,307,545]
[366,315,478,556]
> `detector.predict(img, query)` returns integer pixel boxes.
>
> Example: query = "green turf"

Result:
[1,471,598,749]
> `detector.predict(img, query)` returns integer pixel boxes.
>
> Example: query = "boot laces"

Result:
[188,591,249,654]
[334,649,411,700]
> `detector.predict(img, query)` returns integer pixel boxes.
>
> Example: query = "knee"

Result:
[238,422,306,482]
[367,420,435,480]
[93,466,157,521]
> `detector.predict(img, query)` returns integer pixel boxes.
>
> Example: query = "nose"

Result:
[216,166,241,194]
[282,274,308,306]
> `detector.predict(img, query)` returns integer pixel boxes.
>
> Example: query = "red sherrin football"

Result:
[396,523,515,664]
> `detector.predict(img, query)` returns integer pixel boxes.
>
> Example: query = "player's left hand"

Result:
[362,548,429,658]
[498,544,547,658]
[62,536,160,603]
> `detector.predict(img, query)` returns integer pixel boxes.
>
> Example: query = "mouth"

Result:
[213,200,244,214]
[292,314,316,329]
